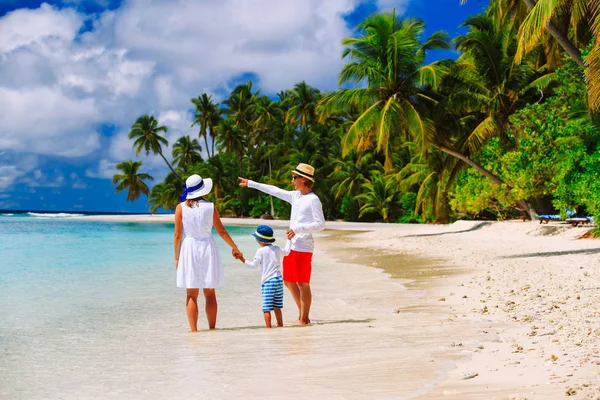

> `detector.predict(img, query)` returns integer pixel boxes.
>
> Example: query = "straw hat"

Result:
[180,174,213,202]
[291,163,315,182]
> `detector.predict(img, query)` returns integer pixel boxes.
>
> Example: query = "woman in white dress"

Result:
[174,174,243,332]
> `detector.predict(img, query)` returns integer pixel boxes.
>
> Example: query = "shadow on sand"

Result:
[403,221,491,238]
[211,318,375,332]
[502,247,600,259]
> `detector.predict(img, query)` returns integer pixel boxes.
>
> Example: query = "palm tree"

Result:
[453,14,556,149]
[191,94,222,158]
[252,97,285,216]
[222,82,257,131]
[147,181,178,213]
[395,148,461,222]
[513,0,598,111]
[355,172,403,222]
[112,160,154,202]
[318,11,452,170]
[172,136,203,171]
[461,0,585,67]
[330,153,383,201]
[461,0,597,111]
[329,152,383,220]
[252,96,283,136]
[129,114,182,182]
[285,81,322,130]
[215,118,247,173]
[431,13,555,218]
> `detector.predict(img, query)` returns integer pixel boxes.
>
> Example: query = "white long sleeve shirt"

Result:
[248,180,325,253]
[244,242,291,284]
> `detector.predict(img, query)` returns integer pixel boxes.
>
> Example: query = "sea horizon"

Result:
[0,209,174,216]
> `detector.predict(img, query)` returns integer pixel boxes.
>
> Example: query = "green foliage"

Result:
[112,160,154,203]
[450,59,600,226]
[120,9,599,231]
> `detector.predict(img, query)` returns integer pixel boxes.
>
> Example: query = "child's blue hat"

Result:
[252,225,275,243]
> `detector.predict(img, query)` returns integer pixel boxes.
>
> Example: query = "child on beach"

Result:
[239,225,291,328]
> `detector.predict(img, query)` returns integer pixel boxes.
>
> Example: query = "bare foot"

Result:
[293,319,311,326]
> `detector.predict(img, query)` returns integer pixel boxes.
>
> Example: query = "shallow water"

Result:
[0,216,476,399]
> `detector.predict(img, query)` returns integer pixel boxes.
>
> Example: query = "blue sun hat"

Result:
[252,225,275,243]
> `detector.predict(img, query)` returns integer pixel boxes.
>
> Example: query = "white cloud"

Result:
[70,172,88,189]
[0,3,82,53]
[0,85,100,157]
[22,168,66,187]
[103,0,358,95]
[88,109,197,182]
[1,0,377,181]
[0,165,21,190]
[86,158,117,179]
[0,153,40,190]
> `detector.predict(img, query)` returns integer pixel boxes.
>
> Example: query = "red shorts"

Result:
[283,250,313,283]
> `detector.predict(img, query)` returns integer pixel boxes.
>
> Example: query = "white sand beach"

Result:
[69,215,600,399]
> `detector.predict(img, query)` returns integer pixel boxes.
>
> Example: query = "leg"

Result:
[283,252,302,321]
[186,289,200,332]
[203,288,217,330]
[284,281,302,321]
[274,308,283,327]
[297,282,312,325]
[263,311,272,328]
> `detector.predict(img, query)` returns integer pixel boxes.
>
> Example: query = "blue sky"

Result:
[0,0,488,213]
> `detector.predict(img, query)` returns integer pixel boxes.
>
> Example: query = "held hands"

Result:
[238,177,248,187]
[232,247,244,261]
[286,228,296,240]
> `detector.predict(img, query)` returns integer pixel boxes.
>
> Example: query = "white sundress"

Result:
[177,201,225,289]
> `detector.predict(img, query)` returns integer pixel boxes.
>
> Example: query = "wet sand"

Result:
[64,215,600,399]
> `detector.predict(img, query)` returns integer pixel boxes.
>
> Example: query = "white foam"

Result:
[27,212,84,218]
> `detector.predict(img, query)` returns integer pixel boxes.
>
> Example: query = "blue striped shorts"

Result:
[261,276,283,312]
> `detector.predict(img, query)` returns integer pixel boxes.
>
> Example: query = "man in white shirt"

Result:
[239,163,325,325]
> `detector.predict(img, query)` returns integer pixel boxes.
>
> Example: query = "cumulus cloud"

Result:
[85,158,118,179]
[0,86,100,157]
[0,153,40,190]
[23,168,66,187]
[0,3,82,53]
[1,0,382,183]
[70,172,88,189]
[88,109,198,182]
[103,0,358,97]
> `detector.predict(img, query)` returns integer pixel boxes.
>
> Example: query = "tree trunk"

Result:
[210,126,215,158]
[268,157,275,217]
[203,134,210,161]
[158,151,183,183]
[432,143,538,219]
[521,0,585,68]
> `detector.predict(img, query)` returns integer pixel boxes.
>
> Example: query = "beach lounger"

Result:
[534,209,576,224]
[535,214,561,224]
[565,216,595,227]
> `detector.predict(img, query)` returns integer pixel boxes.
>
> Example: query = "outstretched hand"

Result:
[238,177,248,187]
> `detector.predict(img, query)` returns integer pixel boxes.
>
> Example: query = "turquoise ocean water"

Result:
[0,214,279,399]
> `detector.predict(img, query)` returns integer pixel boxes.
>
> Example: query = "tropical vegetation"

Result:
[114,1,600,234]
